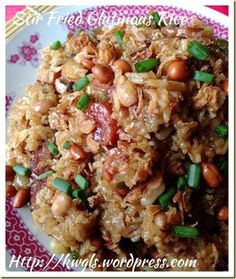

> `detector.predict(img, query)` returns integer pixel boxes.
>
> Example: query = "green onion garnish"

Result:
[71,189,79,199]
[72,76,90,91]
[187,40,210,61]
[47,142,59,156]
[75,174,89,190]
[173,225,200,238]
[50,41,62,50]
[71,189,88,202]
[76,93,90,111]
[158,187,176,208]
[13,164,31,176]
[135,58,160,73]
[187,164,201,189]
[193,71,214,84]
[177,176,187,191]
[71,251,80,260]
[52,177,72,195]
[151,12,165,28]
[114,30,124,47]
[37,170,54,180]
[75,27,83,35]
[63,141,72,150]
[215,124,228,138]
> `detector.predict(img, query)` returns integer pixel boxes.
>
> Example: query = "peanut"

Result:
[113,59,132,74]
[217,206,228,221]
[13,188,30,208]
[6,185,17,198]
[6,165,15,183]
[223,79,228,94]
[92,64,114,84]
[33,100,52,114]
[167,59,191,81]
[201,163,223,188]
[116,75,138,107]
[51,192,72,217]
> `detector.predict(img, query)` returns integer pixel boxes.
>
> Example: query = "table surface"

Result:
[6,5,228,22]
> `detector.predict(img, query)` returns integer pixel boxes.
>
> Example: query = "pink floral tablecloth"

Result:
[6,5,229,22]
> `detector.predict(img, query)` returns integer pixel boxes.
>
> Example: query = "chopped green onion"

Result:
[37,170,54,180]
[216,157,228,173]
[71,251,80,260]
[76,93,90,111]
[187,40,210,61]
[75,174,89,190]
[215,124,228,138]
[75,27,83,35]
[193,71,214,84]
[71,189,79,199]
[47,142,59,156]
[114,30,124,47]
[13,164,31,176]
[63,141,72,150]
[50,41,62,50]
[158,187,176,208]
[71,189,88,202]
[173,225,200,238]
[52,177,72,195]
[177,176,187,191]
[73,76,90,91]
[135,58,160,73]
[187,164,201,189]
[151,12,165,28]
